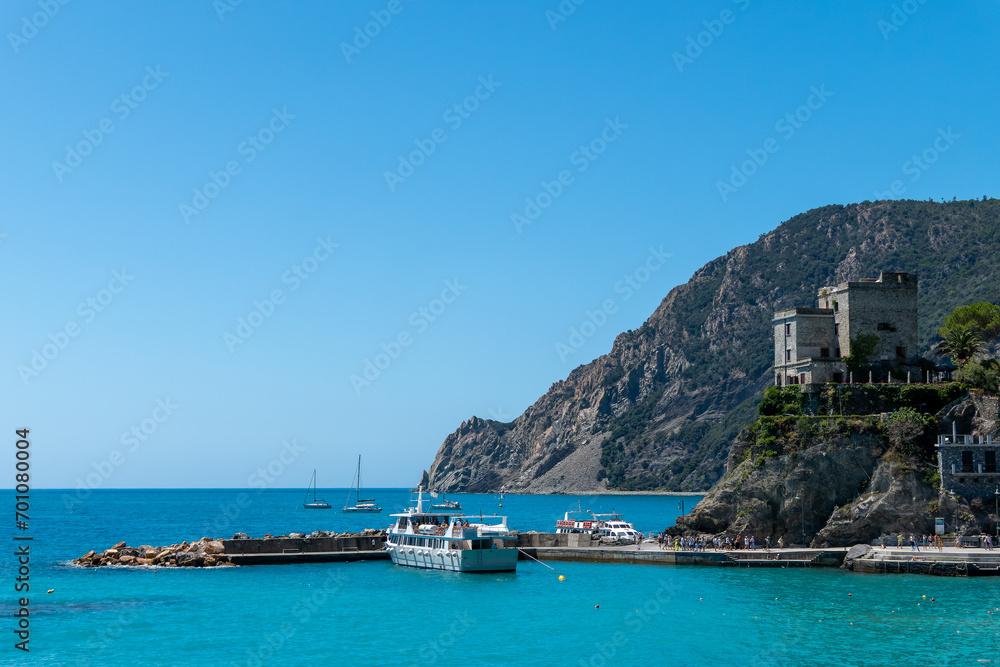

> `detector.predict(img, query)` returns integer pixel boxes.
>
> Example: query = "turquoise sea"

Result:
[5,489,1000,666]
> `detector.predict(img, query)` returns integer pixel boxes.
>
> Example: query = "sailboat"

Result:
[343,455,382,513]
[302,470,332,509]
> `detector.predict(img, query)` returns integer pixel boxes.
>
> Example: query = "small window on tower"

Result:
[785,323,791,335]
[834,323,839,335]
[820,348,829,358]
[877,322,891,331]
[785,349,791,361]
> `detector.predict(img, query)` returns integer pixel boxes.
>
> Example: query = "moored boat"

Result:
[302,470,332,509]
[430,493,462,511]
[555,505,640,543]
[343,455,382,513]
[385,487,518,572]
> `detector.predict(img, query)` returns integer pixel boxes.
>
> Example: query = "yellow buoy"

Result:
[558,575,565,581]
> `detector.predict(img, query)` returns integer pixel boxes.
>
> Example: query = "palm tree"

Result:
[936,327,984,369]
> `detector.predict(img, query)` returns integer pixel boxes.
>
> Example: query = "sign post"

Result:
[935,517,945,535]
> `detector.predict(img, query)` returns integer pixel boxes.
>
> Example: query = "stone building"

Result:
[773,271,918,387]
[937,433,1000,499]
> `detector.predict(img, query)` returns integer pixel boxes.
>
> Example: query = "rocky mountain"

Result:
[423,199,1000,493]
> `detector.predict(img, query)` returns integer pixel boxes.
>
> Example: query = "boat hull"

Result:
[387,545,517,572]
[303,503,332,509]
[343,507,382,513]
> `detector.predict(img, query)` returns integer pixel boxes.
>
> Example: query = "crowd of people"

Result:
[879,532,996,551]
[654,533,785,552]
[649,531,999,552]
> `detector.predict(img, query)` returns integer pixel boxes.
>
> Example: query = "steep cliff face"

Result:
[673,395,1000,547]
[425,199,1000,493]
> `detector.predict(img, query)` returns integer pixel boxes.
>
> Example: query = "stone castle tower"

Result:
[773,271,918,386]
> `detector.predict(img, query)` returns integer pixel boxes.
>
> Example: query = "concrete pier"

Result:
[212,533,1000,577]
[845,546,1000,577]
[222,534,388,565]
[519,544,848,568]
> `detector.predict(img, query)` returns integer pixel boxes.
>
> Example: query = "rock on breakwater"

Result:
[74,537,230,568]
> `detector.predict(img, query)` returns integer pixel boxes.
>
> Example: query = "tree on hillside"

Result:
[957,358,1000,394]
[937,302,1000,342]
[937,327,985,370]
[843,333,880,375]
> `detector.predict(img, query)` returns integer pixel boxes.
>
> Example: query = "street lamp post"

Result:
[995,487,999,539]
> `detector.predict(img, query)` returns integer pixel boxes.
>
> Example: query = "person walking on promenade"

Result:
[897,533,904,549]
[936,534,943,551]
[910,534,918,551]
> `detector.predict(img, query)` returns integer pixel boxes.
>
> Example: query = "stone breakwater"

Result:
[74,529,387,568]
[74,538,231,568]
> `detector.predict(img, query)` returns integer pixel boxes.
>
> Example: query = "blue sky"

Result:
[3,1,997,490]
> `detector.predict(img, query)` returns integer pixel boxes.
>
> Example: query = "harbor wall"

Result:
[223,534,385,555]
[515,532,599,548]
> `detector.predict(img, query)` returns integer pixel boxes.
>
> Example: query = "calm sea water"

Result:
[4,489,1000,666]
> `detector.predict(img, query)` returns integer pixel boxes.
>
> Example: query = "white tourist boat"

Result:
[555,505,641,543]
[384,487,518,572]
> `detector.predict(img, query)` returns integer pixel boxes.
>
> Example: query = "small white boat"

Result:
[343,455,381,513]
[302,470,332,509]
[555,504,640,543]
[430,494,462,511]
[384,487,518,572]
